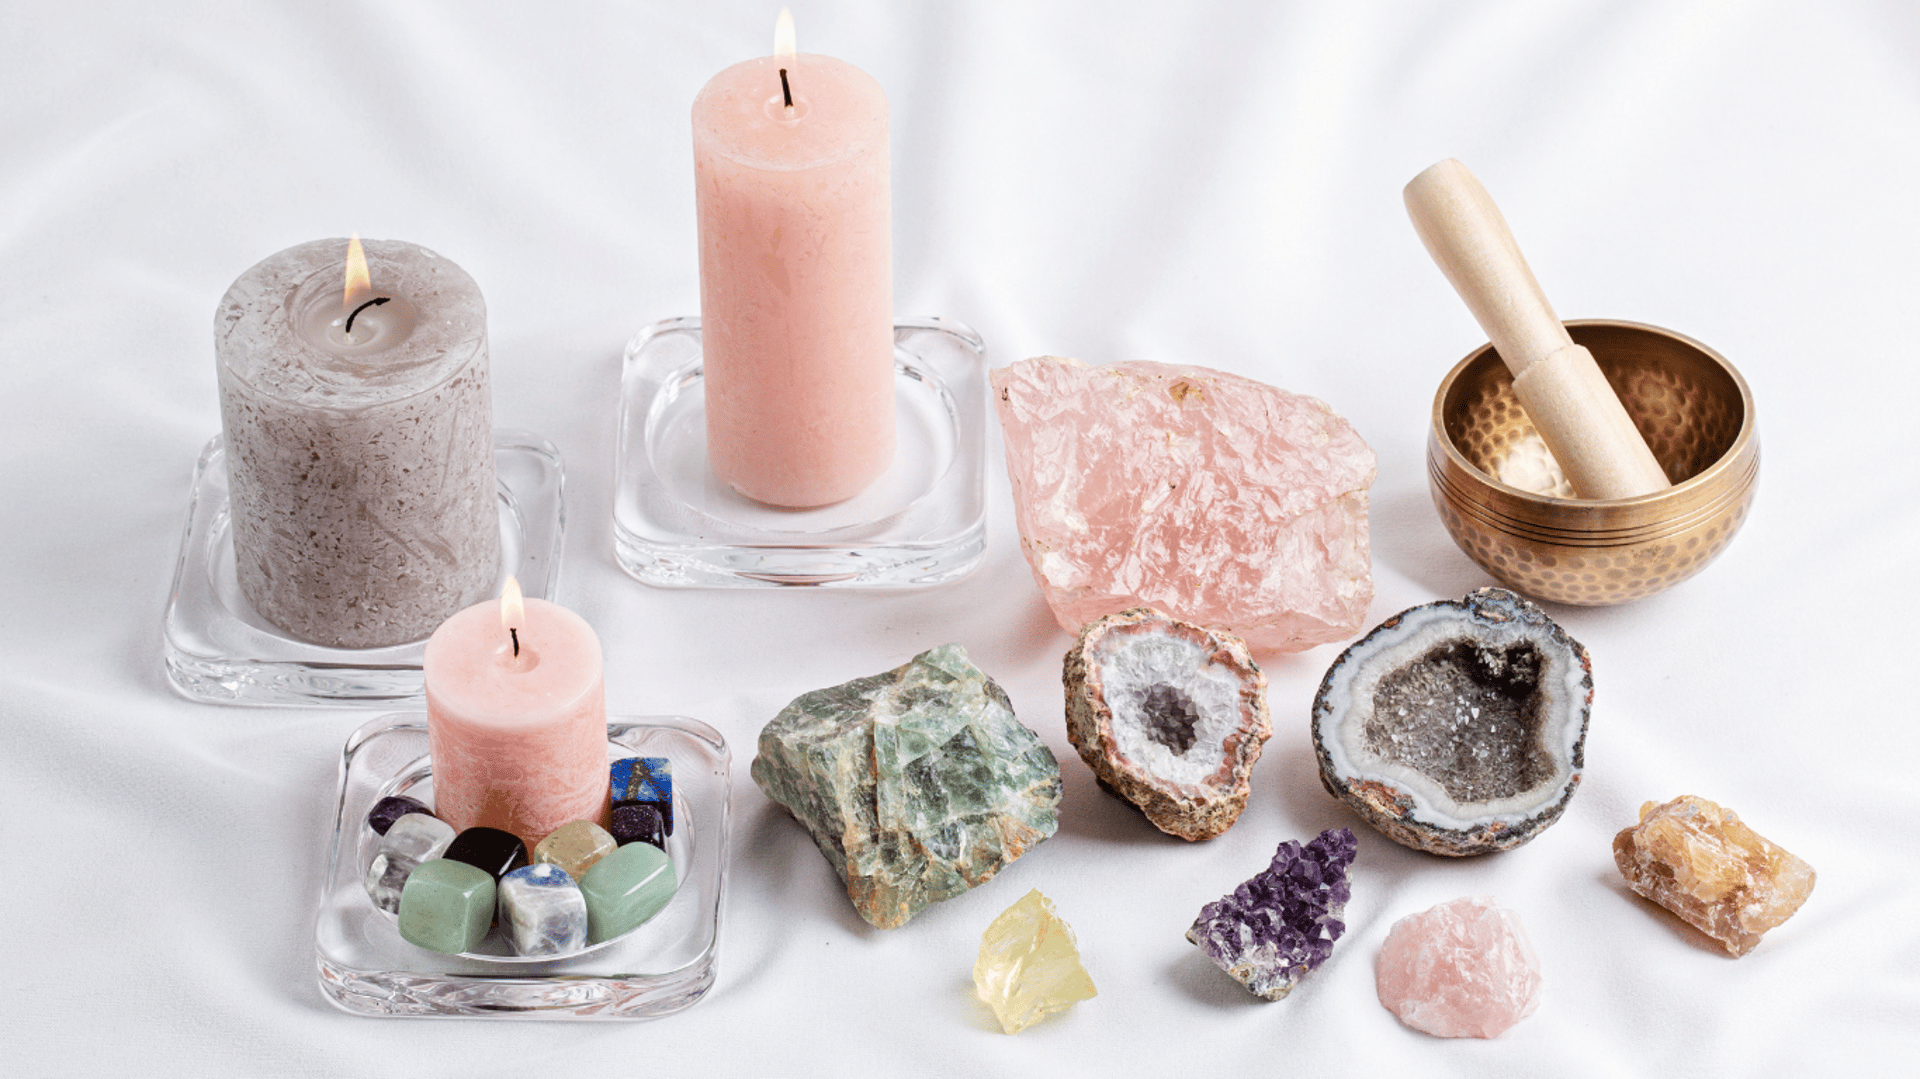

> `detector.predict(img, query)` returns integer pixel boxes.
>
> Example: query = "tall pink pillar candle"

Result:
[424,594,609,849]
[693,50,895,507]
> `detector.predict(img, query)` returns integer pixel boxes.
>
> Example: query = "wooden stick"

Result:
[1405,159,1670,499]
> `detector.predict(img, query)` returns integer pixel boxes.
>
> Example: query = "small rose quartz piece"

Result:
[992,356,1376,653]
[1376,896,1541,1038]
[1613,794,1814,957]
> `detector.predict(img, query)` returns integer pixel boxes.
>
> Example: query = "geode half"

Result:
[1064,608,1270,841]
[1311,588,1591,856]
[752,644,1063,929]
[1187,828,1357,1000]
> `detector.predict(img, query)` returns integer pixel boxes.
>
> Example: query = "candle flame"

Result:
[500,576,524,633]
[773,7,796,58]
[343,234,372,313]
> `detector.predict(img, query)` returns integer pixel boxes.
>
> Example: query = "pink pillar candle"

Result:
[693,50,895,508]
[424,594,609,849]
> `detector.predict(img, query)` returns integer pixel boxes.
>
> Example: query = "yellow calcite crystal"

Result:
[1613,794,1815,957]
[973,889,1097,1034]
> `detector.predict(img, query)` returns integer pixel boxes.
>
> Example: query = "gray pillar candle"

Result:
[215,238,500,648]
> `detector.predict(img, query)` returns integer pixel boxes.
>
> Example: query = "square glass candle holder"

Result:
[315,713,731,1020]
[162,430,565,706]
[614,317,988,588]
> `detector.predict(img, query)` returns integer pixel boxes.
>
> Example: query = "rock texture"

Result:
[973,889,1097,1033]
[1186,828,1356,1000]
[1312,588,1591,856]
[752,645,1063,930]
[1613,794,1815,957]
[1064,607,1270,840]
[992,356,1376,653]
[1375,895,1542,1039]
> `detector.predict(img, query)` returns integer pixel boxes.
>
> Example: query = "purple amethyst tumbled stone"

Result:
[1185,827,1357,1000]
[367,794,433,836]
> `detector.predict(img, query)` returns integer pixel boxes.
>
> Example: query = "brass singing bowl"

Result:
[1428,320,1758,606]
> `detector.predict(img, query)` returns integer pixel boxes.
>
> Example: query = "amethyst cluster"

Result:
[1185,827,1357,1000]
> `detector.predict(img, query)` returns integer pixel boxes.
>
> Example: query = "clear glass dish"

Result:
[162,430,565,706]
[614,316,988,588]
[315,713,731,1019]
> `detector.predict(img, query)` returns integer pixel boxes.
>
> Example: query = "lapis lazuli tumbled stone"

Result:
[610,757,673,834]
[579,841,677,943]
[445,826,529,881]
[398,858,496,954]
[367,794,433,836]
[610,803,666,850]
[498,863,589,957]
[364,811,457,914]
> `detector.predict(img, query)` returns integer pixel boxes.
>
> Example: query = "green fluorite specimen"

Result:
[753,644,1063,929]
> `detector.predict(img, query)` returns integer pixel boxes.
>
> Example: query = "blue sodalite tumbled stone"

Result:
[445,826,529,881]
[1185,827,1357,1000]
[367,794,433,836]
[610,756,673,834]
[610,803,666,850]
[364,812,457,914]
[497,863,589,957]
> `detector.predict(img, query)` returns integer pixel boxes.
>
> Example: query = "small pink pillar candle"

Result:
[692,31,895,508]
[424,583,609,848]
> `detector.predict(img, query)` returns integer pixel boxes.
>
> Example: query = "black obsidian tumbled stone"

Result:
[610,803,666,850]
[444,827,529,880]
[367,795,433,836]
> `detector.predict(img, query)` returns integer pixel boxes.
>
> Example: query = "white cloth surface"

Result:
[3,1,1916,1073]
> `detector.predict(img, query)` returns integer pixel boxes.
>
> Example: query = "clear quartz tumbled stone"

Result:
[364,811,456,914]
[498,863,589,957]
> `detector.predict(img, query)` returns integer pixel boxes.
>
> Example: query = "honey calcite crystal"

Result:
[1064,607,1270,840]
[974,889,1097,1034]
[992,356,1376,653]
[1613,794,1815,957]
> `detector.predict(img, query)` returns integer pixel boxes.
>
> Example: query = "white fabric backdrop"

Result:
[2,1,1915,1073]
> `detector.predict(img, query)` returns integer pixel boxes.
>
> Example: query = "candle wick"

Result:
[510,626,520,658]
[344,296,390,335]
[779,67,793,109]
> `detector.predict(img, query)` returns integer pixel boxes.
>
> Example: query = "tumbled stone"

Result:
[533,819,619,881]
[1065,608,1269,840]
[397,858,496,954]
[367,794,432,836]
[498,863,589,957]
[1613,794,1815,957]
[1187,828,1355,1000]
[363,811,456,914]
[610,803,666,850]
[579,841,677,943]
[992,356,1376,653]
[610,756,673,834]
[752,644,1063,929]
[1375,895,1542,1038]
[444,826,529,881]
[1312,588,1591,856]
[974,889,1096,1034]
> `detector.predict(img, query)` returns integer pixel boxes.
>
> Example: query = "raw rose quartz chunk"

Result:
[1376,896,1541,1038]
[992,356,1376,653]
[1613,794,1814,957]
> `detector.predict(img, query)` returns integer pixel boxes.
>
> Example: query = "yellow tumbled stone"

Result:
[533,820,618,883]
[973,888,1096,1034]
[1613,794,1815,957]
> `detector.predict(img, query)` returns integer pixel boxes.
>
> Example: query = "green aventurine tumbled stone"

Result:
[397,858,496,954]
[579,841,678,943]
[752,643,1063,930]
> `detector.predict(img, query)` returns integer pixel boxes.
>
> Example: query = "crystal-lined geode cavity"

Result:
[752,644,1063,929]
[1064,608,1270,840]
[1186,828,1356,1000]
[1613,794,1815,957]
[1312,588,1591,856]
